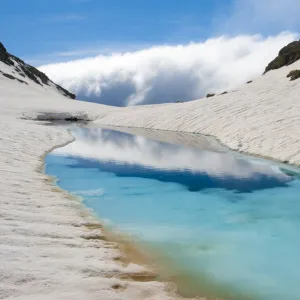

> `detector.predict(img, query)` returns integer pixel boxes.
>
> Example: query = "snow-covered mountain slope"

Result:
[1,40,300,300]
[0,45,182,300]
[0,42,75,99]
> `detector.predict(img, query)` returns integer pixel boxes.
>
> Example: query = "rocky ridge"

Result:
[0,42,75,99]
[264,39,300,73]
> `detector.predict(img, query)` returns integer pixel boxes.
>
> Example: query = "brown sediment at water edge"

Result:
[90,224,261,300]
[85,224,161,281]
[39,137,182,298]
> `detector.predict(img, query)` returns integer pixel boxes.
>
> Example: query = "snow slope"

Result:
[1,41,300,299]
[0,70,184,300]
[93,59,300,165]
[0,42,75,99]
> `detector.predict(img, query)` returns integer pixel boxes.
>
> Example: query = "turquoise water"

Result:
[45,127,300,300]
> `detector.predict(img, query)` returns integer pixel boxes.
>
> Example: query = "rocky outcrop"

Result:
[206,93,215,98]
[0,70,28,84]
[287,69,300,81]
[264,40,300,74]
[0,42,75,99]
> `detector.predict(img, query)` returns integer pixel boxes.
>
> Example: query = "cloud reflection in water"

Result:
[53,128,291,193]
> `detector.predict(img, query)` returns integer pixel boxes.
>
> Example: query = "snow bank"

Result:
[0,75,182,300]
[1,42,300,299]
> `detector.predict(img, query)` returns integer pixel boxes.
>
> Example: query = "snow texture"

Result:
[0,66,185,300]
[1,49,300,299]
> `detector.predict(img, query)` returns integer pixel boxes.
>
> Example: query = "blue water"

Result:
[45,127,300,300]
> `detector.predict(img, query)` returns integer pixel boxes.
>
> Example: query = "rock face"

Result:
[287,69,300,81]
[264,40,300,74]
[0,42,75,99]
[206,93,215,98]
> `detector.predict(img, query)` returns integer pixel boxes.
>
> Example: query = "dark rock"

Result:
[64,117,80,122]
[246,80,253,84]
[264,40,300,74]
[0,42,7,53]
[17,78,28,85]
[0,41,75,99]
[287,69,300,81]
[0,70,28,84]
[206,93,215,98]
[1,72,16,80]
[56,85,76,99]
[220,91,228,95]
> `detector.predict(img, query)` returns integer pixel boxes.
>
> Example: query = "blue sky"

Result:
[1,0,300,64]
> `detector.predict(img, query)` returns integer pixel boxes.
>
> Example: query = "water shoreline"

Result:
[41,127,189,299]
[44,124,300,300]
[86,123,300,173]
[2,51,300,300]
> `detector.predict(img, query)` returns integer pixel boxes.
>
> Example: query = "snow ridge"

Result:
[0,42,75,99]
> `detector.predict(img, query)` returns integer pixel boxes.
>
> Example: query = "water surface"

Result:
[46,127,300,300]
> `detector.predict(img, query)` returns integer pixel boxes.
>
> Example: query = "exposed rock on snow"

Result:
[0,42,75,99]
[264,39,300,73]
[0,69,28,84]
[206,93,215,98]
[22,111,96,122]
[287,69,300,81]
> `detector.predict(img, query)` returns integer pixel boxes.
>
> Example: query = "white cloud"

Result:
[40,32,296,106]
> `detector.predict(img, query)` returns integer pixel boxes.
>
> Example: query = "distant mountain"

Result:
[0,42,75,99]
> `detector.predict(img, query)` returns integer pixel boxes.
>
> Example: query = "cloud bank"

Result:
[40,32,296,106]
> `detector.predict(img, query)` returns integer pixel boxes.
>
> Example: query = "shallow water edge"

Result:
[98,124,300,172]
[40,125,231,300]
[43,124,300,300]
[39,126,190,299]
